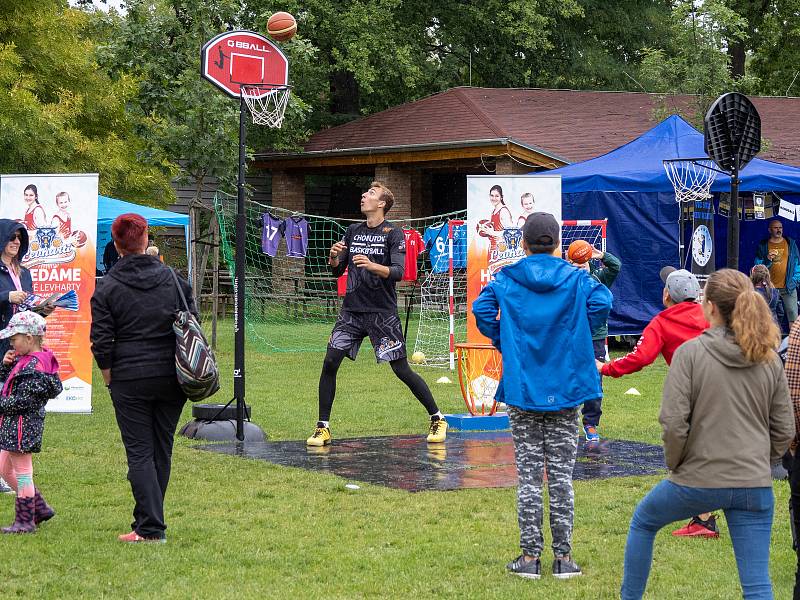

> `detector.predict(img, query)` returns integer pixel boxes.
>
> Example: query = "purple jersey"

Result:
[261,213,283,257]
[283,216,309,258]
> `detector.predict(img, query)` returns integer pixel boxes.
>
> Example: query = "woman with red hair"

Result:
[90,213,197,543]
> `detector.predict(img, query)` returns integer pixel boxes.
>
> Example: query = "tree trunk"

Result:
[329,70,360,122]
[728,40,746,79]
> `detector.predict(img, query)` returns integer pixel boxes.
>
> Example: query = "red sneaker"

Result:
[671,515,720,538]
[118,531,166,544]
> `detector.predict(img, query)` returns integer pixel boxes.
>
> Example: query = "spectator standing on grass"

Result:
[570,246,620,443]
[473,212,612,580]
[620,269,794,600]
[91,213,196,543]
[751,264,784,327]
[755,219,800,329]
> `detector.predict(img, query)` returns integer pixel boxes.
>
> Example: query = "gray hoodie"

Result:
[660,326,795,488]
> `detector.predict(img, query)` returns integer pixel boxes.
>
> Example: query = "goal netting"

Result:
[411,219,608,368]
[211,194,606,365]
[212,191,466,353]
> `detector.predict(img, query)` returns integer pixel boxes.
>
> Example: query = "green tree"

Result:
[0,0,175,202]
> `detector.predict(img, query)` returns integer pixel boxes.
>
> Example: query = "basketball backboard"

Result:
[201,30,288,99]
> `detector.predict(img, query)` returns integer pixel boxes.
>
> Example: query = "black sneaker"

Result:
[552,555,582,579]
[506,555,541,579]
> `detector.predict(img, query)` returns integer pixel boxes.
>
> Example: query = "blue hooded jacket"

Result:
[472,253,612,412]
[0,220,31,355]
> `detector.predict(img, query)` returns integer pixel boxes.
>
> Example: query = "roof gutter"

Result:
[254,137,569,165]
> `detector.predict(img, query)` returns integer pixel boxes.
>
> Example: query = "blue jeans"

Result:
[581,339,606,427]
[621,480,775,600]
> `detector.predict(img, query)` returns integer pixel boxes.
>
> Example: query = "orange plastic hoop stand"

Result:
[455,343,503,416]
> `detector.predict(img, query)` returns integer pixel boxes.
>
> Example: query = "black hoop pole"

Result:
[727,155,741,269]
[234,94,247,441]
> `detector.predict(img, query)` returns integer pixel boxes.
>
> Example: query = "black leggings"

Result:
[318,348,439,422]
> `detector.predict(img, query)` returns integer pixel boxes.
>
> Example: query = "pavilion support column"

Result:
[374,165,412,219]
[495,156,531,175]
[271,170,307,297]
[272,170,306,212]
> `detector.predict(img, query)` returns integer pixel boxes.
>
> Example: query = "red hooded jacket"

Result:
[601,301,709,377]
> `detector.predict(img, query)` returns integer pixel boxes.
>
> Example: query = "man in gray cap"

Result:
[598,266,719,538]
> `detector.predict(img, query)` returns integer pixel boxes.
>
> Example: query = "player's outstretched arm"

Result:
[601,320,664,378]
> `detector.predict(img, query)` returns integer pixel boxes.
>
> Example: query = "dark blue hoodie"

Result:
[0,219,31,355]
[472,253,612,411]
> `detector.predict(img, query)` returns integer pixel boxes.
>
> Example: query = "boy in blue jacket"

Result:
[473,212,612,580]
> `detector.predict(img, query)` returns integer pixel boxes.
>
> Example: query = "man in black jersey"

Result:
[307,182,447,446]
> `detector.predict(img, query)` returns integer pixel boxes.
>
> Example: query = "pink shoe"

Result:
[118,530,166,543]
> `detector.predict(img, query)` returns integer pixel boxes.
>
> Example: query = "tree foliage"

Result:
[0,0,175,203]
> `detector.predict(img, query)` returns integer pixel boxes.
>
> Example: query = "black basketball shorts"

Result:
[328,310,406,363]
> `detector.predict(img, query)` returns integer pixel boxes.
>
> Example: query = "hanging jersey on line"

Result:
[402,227,424,281]
[424,222,467,273]
[283,216,309,258]
[261,213,284,257]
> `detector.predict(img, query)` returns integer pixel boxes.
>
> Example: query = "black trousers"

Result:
[110,376,186,538]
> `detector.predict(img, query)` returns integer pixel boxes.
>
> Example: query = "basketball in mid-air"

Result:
[567,240,593,264]
[476,219,492,237]
[267,12,297,41]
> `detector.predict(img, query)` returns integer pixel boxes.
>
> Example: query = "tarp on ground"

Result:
[97,195,189,274]
[534,115,800,335]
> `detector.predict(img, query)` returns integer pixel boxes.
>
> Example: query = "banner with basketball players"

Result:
[0,174,98,413]
[466,175,562,342]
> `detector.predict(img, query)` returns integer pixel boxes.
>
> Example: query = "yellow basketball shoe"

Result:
[426,416,448,443]
[306,423,332,447]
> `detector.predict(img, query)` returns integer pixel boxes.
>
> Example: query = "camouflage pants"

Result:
[508,406,580,557]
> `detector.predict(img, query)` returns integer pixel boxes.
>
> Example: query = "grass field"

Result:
[0,321,795,598]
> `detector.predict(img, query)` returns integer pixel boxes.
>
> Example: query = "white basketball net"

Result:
[241,84,291,128]
[663,158,719,203]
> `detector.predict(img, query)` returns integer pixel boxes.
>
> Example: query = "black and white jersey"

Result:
[331,221,405,313]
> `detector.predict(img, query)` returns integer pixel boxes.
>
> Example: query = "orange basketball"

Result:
[267,12,297,42]
[567,239,593,264]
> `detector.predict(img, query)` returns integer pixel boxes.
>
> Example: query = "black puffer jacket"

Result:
[90,255,197,382]
[0,353,62,453]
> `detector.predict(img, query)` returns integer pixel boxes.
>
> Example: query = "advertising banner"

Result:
[466,175,561,342]
[0,174,98,413]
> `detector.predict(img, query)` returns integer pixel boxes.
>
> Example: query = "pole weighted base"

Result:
[179,417,266,442]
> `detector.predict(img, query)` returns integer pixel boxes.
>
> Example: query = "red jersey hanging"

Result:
[402,227,424,281]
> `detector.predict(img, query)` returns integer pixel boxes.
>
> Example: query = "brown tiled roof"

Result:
[302,87,800,166]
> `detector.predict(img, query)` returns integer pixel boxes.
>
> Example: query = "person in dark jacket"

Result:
[102,239,120,274]
[90,213,196,543]
[751,264,784,327]
[0,311,62,534]
[0,219,34,357]
[571,247,621,442]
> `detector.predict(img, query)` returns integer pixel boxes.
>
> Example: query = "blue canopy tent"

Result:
[534,115,800,334]
[97,195,190,275]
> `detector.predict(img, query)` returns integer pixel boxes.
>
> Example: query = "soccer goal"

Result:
[412,219,608,368]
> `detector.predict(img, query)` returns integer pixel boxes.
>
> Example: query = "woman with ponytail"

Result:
[621,269,795,600]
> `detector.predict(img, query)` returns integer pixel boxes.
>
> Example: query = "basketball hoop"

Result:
[241,84,292,128]
[455,343,502,416]
[663,158,720,203]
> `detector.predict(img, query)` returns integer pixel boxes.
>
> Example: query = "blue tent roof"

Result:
[546,115,800,193]
[98,195,189,227]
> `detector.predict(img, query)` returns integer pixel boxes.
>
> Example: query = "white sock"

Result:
[431,412,444,420]
[318,420,329,428]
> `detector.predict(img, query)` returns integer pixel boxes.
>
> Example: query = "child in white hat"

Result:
[0,311,62,533]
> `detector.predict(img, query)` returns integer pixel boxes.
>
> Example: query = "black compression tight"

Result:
[317,349,439,422]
